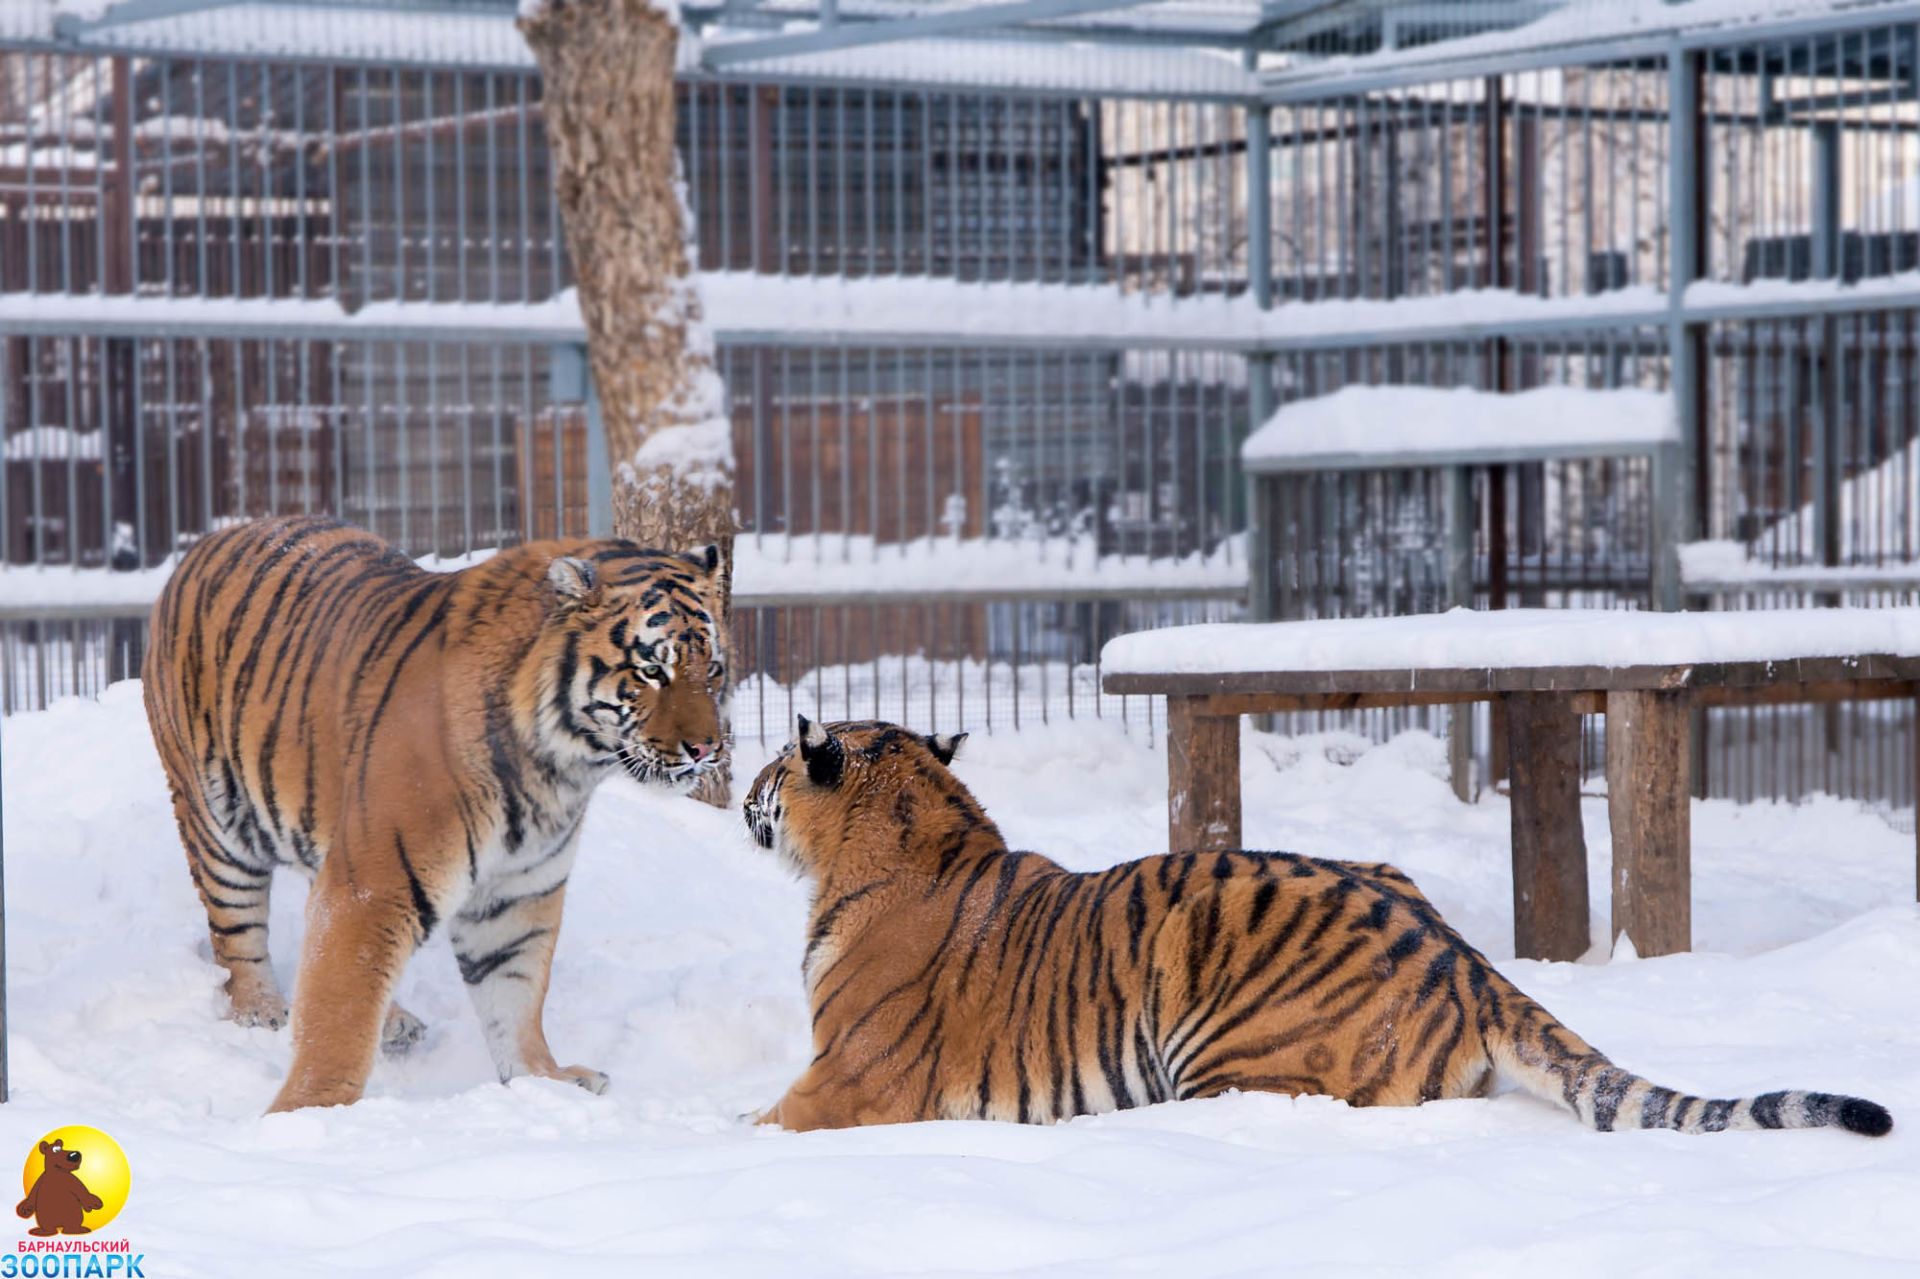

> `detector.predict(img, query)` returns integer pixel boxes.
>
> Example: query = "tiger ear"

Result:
[797,714,844,788]
[924,731,967,766]
[547,556,601,611]
[684,543,721,575]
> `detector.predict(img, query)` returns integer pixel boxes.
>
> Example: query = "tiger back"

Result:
[144,515,727,1112]
[743,718,1891,1139]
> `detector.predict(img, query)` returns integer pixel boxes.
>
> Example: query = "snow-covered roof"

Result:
[1,2,543,68]
[1264,0,1907,92]
[694,34,1256,97]
[1243,384,1676,473]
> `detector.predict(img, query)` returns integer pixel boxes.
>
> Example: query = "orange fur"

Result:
[743,719,1891,1139]
[144,516,726,1112]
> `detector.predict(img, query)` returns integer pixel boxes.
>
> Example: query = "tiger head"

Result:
[744,717,968,876]
[538,545,727,789]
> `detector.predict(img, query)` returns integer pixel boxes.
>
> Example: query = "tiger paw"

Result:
[553,1065,609,1095]
[225,981,289,1030]
[380,1006,428,1056]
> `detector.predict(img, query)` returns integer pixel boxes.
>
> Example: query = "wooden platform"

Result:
[1106,649,1920,962]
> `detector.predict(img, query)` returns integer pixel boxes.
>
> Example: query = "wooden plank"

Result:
[1504,692,1591,962]
[1606,689,1692,957]
[1196,688,1609,717]
[1165,696,1241,852]
[1183,679,1914,716]
[1689,678,1917,709]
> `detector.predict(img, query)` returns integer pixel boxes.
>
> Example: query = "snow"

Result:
[1688,273,1920,316]
[0,535,1246,614]
[0,279,1671,350]
[1243,384,1675,470]
[1,426,103,463]
[4,687,1919,1274]
[0,547,494,613]
[731,532,1246,598]
[699,34,1257,98]
[1100,606,1920,676]
[1680,423,1920,586]
[1682,541,1920,588]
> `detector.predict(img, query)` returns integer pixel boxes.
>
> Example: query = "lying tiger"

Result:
[743,718,1892,1138]
[145,516,727,1112]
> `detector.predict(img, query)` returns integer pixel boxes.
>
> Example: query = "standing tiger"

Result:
[144,516,727,1113]
[743,718,1892,1138]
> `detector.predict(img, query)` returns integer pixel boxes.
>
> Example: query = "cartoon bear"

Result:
[15,1140,103,1236]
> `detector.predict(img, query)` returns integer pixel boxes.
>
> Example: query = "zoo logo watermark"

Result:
[7,1129,142,1277]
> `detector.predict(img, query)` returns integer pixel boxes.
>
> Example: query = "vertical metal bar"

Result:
[518,72,534,301]
[1814,116,1842,571]
[1245,105,1273,622]
[865,88,876,277]
[259,60,274,303]
[23,51,36,291]
[94,59,107,296]
[486,71,500,300]
[1664,46,1704,610]
[227,61,241,297]
[0,699,8,1099]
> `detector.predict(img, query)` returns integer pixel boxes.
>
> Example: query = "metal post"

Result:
[1666,46,1704,612]
[1813,118,1843,574]
[0,720,9,1104]
[1244,105,1274,623]
[550,344,612,538]
[1445,463,1474,800]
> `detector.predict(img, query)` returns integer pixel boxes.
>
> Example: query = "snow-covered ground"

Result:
[3,687,1918,1276]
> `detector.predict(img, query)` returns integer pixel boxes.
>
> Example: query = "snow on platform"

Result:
[1242,384,1675,472]
[1101,606,1920,676]
[4,690,1919,1275]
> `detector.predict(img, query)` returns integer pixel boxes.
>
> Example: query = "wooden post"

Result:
[1504,692,1590,961]
[1605,689,1692,956]
[1166,696,1241,852]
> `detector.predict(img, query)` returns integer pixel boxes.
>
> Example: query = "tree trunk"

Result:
[520,0,737,807]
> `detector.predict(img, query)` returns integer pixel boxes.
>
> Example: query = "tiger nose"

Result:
[683,740,716,762]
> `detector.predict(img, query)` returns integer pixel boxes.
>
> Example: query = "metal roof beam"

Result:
[702,0,1153,66]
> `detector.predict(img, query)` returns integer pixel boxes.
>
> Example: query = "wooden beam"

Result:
[1102,653,1920,700]
[1606,688,1692,957]
[1165,696,1240,852]
[1689,678,1917,709]
[1504,692,1591,961]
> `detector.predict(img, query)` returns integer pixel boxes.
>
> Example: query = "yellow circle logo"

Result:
[17,1127,129,1236]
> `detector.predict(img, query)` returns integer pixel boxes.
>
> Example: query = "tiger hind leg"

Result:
[268,853,428,1113]
[170,787,289,1030]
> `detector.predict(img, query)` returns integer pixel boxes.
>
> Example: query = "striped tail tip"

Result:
[1670,1088,1893,1137]
[1836,1096,1894,1138]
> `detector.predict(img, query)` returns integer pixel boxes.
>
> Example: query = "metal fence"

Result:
[12,2,1920,805]
[0,30,1253,737]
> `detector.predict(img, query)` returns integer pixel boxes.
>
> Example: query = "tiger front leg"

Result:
[451,871,606,1096]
